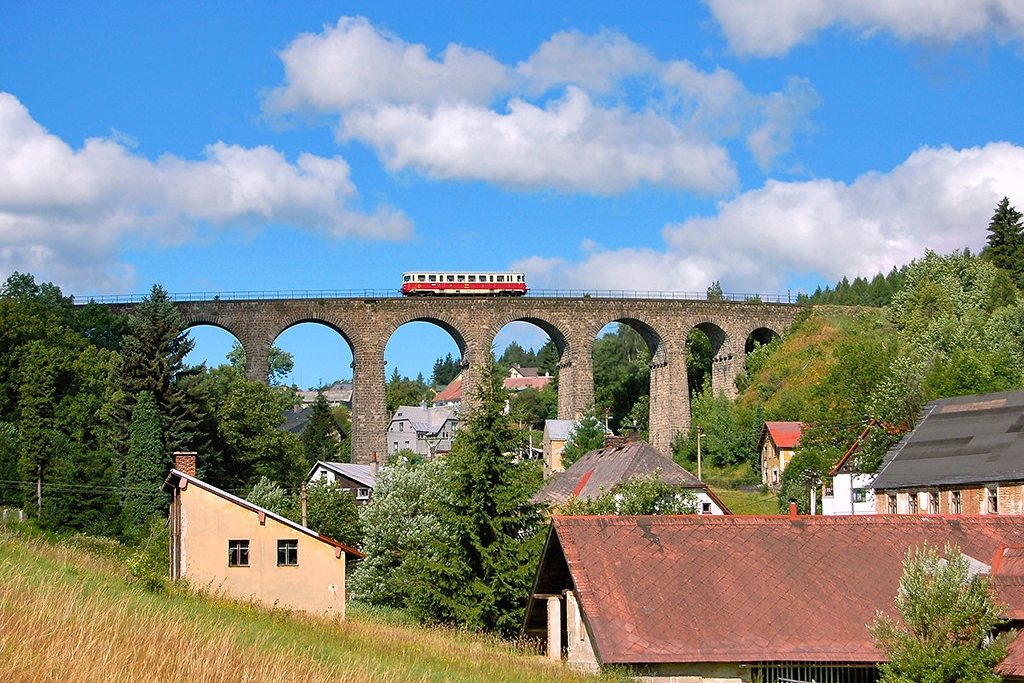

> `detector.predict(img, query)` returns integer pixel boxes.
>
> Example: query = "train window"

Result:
[457,275,465,282]
[429,275,436,282]
[517,275,523,282]
[447,275,455,282]
[404,275,411,282]
[468,275,476,282]
[497,275,505,282]
[418,275,426,282]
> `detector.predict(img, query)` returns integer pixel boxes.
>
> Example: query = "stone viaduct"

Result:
[159,295,804,464]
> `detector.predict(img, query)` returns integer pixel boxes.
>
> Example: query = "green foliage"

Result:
[508,386,557,430]
[706,280,725,301]
[303,392,341,463]
[39,436,119,536]
[981,196,1024,286]
[304,478,363,548]
[402,355,545,637]
[0,422,19,506]
[561,471,698,515]
[122,391,169,540]
[431,352,461,388]
[776,426,841,514]
[125,514,170,593]
[677,383,760,471]
[385,368,431,412]
[349,458,451,608]
[798,267,907,307]
[560,409,607,469]
[592,324,650,432]
[497,341,537,373]
[536,339,560,378]
[226,341,294,385]
[685,328,713,398]
[245,476,292,517]
[871,544,1007,683]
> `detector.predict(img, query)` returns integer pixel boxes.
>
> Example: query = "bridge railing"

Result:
[78,289,802,305]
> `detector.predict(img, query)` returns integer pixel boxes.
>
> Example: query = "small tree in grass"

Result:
[871,543,1008,683]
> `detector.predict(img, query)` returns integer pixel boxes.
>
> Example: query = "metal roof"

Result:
[871,389,1024,490]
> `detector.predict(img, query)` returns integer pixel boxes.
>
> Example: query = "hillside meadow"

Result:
[0,526,627,683]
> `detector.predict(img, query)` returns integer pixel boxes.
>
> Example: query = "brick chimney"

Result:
[370,452,379,477]
[174,451,197,477]
[789,499,798,518]
[603,434,626,449]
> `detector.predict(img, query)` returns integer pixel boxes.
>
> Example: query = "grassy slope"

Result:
[0,528,625,683]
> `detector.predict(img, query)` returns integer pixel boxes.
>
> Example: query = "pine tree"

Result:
[560,409,608,468]
[109,285,199,457]
[303,392,340,464]
[982,197,1024,283]
[122,390,168,539]
[404,355,545,636]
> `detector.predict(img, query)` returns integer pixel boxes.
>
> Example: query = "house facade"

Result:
[823,423,877,515]
[386,404,458,459]
[758,421,803,486]
[306,460,377,505]
[871,390,1024,516]
[542,419,574,476]
[523,513,1024,680]
[163,453,361,617]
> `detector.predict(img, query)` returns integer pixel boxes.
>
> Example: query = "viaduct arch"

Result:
[172,296,804,463]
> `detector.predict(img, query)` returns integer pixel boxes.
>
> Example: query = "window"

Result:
[356,487,370,500]
[399,422,404,431]
[418,274,426,282]
[908,493,919,514]
[403,275,411,282]
[497,275,505,282]
[853,489,868,503]
[701,502,712,514]
[468,275,476,282]
[887,493,898,515]
[447,275,455,282]
[987,486,999,514]
[428,274,436,282]
[928,491,939,514]
[457,275,465,282]
[951,490,962,514]
[228,540,249,567]
[277,539,298,566]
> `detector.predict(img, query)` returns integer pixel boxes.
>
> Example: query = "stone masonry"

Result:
[162,296,804,464]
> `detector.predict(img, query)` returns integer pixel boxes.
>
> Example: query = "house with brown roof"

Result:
[523,512,1024,680]
[433,368,552,411]
[533,437,729,516]
[758,421,803,486]
[307,460,377,506]
[822,422,877,515]
[871,390,1024,516]
[163,453,362,617]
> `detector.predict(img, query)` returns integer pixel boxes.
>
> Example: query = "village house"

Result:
[822,422,877,515]
[306,459,377,505]
[542,417,613,477]
[163,453,362,617]
[871,389,1024,515]
[386,404,458,459]
[433,367,552,411]
[758,421,803,487]
[533,436,730,516]
[523,512,1024,681]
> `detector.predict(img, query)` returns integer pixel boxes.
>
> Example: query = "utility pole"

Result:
[696,426,706,481]
[300,482,308,527]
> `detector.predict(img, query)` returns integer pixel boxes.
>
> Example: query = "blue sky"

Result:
[3,1,1024,386]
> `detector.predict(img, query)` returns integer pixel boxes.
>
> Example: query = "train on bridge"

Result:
[401,271,528,297]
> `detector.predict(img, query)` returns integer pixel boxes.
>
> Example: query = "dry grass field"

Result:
[0,526,627,683]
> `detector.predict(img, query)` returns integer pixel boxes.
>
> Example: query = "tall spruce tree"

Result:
[982,196,1024,284]
[109,285,198,457]
[122,390,168,539]
[303,392,341,464]
[404,355,545,636]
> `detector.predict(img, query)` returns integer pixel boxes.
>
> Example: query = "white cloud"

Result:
[516,142,1024,294]
[0,92,412,292]
[266,17,819,194]
[705,0,1024,57]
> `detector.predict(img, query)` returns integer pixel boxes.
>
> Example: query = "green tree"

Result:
[385,368,431,412]
[560,409,607,469]
[109,285,199,458]
[706,280,725,301]
[981,196,1024,284]
[497,341,538,373]
[871,544,1007,683]
[592,324,650,432]
[404,355,545,636]
[39,436,119,536]
[122,391,168,540]
[226,341,294,385]
[686,329,713,398]
[305,478,363,548]
[561,471,698,515]
[303,392,341,463]
[349,457,451,607]
[245,476,292,517]
[508,386,556,430]
[0,423,19,506]
[431,353,461,388]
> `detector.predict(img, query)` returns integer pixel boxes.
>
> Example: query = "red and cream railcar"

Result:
[401,272,528,296]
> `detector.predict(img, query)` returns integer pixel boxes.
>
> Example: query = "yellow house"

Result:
[758,421,803,487]
[163,453,362,617]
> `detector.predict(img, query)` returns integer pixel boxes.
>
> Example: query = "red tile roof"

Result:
[525,514,1024,666]
[762,421,803,449]
[432,375,463,403]
[432,373,551,403]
